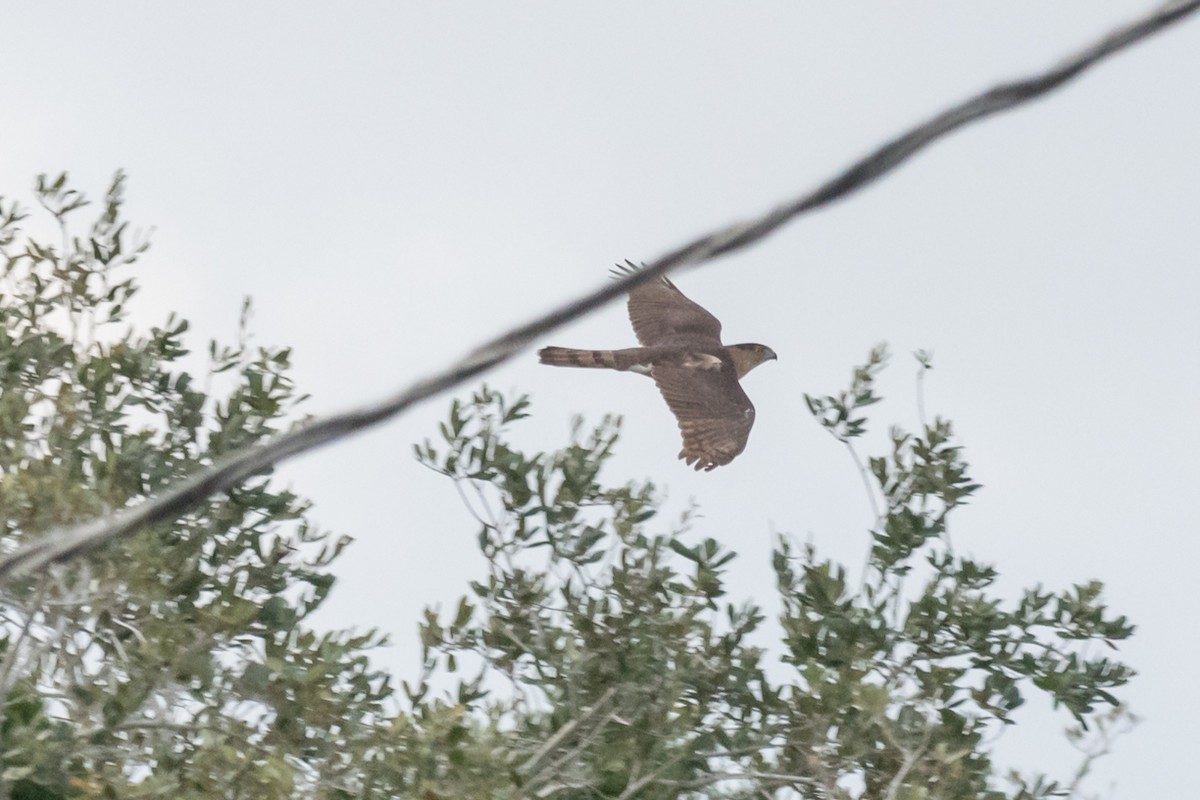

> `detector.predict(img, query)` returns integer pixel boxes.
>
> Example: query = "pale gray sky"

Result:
[3,2,1198,796]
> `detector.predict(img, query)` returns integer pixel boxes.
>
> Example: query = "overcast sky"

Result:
[4,2,1199,796]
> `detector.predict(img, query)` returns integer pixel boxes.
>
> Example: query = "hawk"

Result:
[539,262,777,471]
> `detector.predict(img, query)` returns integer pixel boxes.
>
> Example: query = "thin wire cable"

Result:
[0,0,1195,584]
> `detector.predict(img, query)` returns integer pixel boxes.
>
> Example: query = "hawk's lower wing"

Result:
[651,364,755,471]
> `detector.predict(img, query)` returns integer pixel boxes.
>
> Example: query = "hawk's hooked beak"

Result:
[764,347,778,361]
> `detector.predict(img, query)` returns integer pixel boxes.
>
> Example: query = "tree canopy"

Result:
[0,175,1134,799]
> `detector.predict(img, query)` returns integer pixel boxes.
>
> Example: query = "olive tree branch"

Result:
[0,0,1194,585]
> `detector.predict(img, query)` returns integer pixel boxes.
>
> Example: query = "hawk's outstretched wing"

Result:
[611,261,723,348]
[651,361,755,471]
[541,262,772,470]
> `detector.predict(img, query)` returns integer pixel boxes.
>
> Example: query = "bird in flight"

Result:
[539,262,776,471]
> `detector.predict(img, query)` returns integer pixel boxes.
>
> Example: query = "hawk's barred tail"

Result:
[538,346,621,370]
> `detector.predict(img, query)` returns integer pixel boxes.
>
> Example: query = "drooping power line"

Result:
[1,0,1195,584]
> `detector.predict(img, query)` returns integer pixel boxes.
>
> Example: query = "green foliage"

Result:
[0,175,402,799]
[412,358,1134,798]
[414,386,770,798]
[778,348,1133,798]
[0,173,1134,799]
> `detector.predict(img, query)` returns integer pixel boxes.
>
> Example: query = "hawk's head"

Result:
[727,343,777,380]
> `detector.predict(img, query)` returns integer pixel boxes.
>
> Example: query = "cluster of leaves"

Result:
[413,388,771,797]
[410,359,1134,798]
[786,348,1134,798]
[0,175,404,799]
[0,173,1135,800]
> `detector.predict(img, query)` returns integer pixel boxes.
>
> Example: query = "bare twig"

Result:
[520,688,623,794]
[1064,706,1139,798]
[0,1,1195,585]
[664,769,820,792]
[879,716,934,800]
[0,576,48,694]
